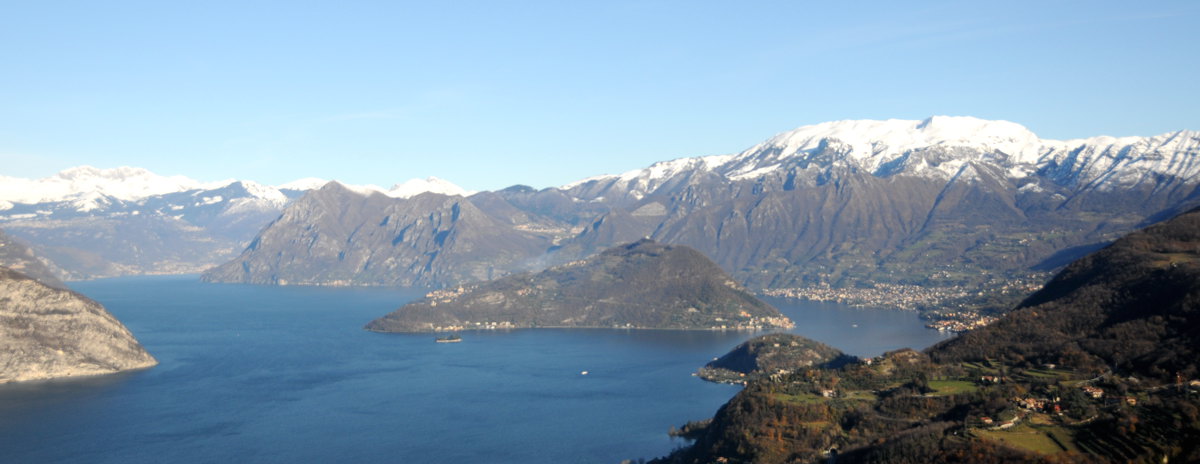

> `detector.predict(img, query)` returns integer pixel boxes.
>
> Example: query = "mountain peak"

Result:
[759,116,1043,163]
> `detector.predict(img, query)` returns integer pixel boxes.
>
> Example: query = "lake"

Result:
[0,276,952,463]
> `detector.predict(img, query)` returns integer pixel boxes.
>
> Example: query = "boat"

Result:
[435,335,462,343]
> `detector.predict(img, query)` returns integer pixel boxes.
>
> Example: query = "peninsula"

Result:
[366,239,794,332]
[697,333,855,384]
[0,266,157,383]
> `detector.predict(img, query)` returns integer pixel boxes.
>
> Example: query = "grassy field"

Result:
[842,390,878,401]
[974,424,1079,455]
[1018,368,1083,382]
[927,379,979,396]
[1021,369,1059,379]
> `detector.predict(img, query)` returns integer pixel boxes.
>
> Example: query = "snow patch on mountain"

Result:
[386,177,473,199]
[326,181,387,197]
[237,180,288,204]
[725,116,1046,177]
[70,191,114,212]
[0,166,225,205]
[278,178,330,191]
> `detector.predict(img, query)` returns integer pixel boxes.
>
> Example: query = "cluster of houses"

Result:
[1081,385,1104,399]
[978,375,1003,384]
[970,374,1155,430]
[926,313,999,333]
[1016,397,1060,413]
[1007,384,1141,419]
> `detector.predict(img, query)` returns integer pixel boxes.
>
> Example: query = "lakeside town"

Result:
[761,282,972,311]
[761,277,1047,333]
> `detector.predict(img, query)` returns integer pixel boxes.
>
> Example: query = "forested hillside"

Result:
[651,207,1200,463]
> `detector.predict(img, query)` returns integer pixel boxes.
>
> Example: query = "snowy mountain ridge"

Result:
[0,167,471,212]
[0,166,227,206]
[564,116,1200,197]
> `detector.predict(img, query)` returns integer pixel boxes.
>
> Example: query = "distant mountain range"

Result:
[5,117,1198,296]
[203,116,1200,301]
[0,232,156,383]
[0,167,469,280]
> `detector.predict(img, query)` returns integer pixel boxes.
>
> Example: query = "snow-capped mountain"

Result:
[9,116,1199,291]
[0,166,288,214]
[564,116,1200,201]
[0,166,472,214]
[208,116,1200,293]
[0,166,471,280]
[0,166,221,206]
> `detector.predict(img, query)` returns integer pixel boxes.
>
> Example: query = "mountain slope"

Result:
[202,181,553,287]
[1,167,475,280]
[0,266,157,383]
[365,239,794,332]
[0,229,66,288]
[0,180,294,279]
[651,207,1200,464]
[0,167,305,279]
[211,117,1200,299]
[558,117,1200,291]
[931,205,1200,380]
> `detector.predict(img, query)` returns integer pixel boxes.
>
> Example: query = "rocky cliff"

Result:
[202,181,558,288]
[0,267,157,383]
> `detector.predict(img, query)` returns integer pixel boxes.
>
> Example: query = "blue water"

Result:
[0,276,951,463]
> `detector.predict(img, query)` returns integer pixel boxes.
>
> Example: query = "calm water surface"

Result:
[0,276,951,463]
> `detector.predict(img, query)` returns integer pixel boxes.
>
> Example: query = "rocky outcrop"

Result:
[0,267,156,383]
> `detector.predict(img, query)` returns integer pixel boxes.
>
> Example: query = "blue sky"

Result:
[2,1,1197,191]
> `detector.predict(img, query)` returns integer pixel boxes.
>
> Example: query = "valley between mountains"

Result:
[202,116,1200,319]
[6,116,1199,323]
[3,115,1199,463]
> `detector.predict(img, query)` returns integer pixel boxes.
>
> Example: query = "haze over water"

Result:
[0,276,950,463]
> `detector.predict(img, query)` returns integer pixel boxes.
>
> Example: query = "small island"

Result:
[366,239,794,333]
